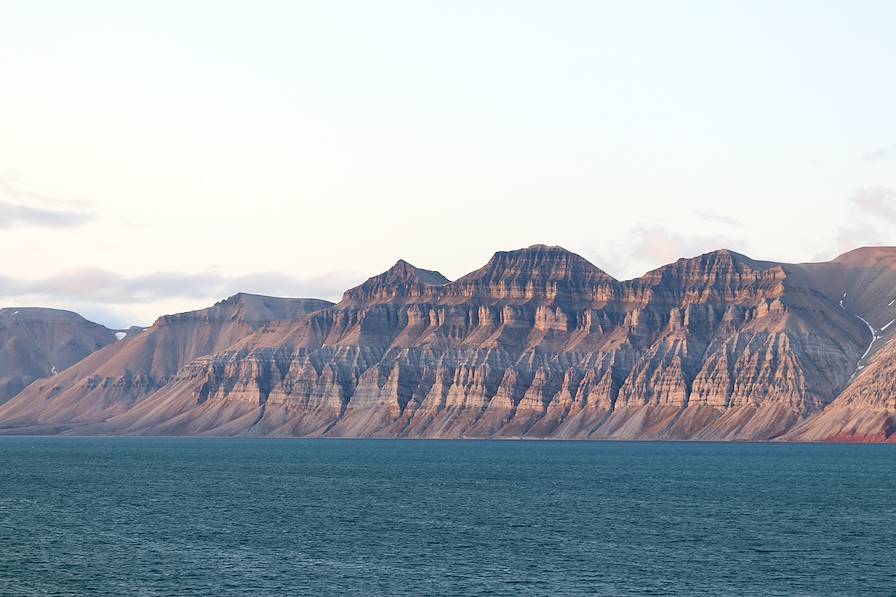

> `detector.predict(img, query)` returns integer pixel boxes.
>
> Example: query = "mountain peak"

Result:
[641,248,765,277]
[632,248,784,296]
[518,243,563,252]
[383,259,450,286]
[460,244,614,282]
[340,259,449,305]
[698,248,763,268]
[448,244,615,304]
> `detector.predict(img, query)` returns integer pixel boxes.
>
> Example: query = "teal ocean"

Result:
[0,438,893,596]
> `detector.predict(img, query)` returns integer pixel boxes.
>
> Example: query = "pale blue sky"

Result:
[1,1,895,326]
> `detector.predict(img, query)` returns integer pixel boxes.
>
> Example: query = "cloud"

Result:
[863,145,896,162]
[0,268,359,305]
[0,177,92,228]
[0,201,92,228]
[0,267,362,328]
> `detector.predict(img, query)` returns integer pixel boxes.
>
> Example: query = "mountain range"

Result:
[1,245,894,442]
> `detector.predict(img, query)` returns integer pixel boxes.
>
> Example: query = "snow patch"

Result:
[882,319,896,331]
[856,314,877,361]
[50,365,57,375]
[849,313,880,381]
[115,332,127,341]
[890,299,895,307]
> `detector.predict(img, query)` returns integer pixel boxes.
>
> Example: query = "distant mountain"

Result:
[1,246,894,441]
[0,308,116,403]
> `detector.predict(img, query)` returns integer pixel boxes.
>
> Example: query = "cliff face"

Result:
[0,295,332,431]
[2,246,895,441]
[114,248,863,440]
[0,308,115,403]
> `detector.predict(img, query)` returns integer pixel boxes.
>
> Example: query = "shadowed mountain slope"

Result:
[0,308,116,403]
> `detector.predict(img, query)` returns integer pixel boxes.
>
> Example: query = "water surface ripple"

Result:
[0,438,893,596]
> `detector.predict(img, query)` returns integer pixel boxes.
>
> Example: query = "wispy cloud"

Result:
[863,145,896,162]
[0,268,359,305]
[0,177,92,228]
[0,268,361,328]
[0,201,92,228]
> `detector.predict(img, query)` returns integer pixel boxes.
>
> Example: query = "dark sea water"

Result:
[0,439,894,596]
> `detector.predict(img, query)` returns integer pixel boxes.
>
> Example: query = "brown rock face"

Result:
[2,245,896,441]
[0,308,115,403]
[0,294,332,431]
[339,259,449,306]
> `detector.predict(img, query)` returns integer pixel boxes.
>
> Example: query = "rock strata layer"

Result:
[2,246,895,441]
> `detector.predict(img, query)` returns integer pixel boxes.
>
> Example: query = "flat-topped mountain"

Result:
[0,294,332,429]
[1,246,894,441]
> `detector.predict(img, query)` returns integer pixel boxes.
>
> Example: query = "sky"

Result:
[1,0,895,328]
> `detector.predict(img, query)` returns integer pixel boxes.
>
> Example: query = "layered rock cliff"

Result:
[105,248,865,440]
[2,245,895,441]
[0,294,332,431]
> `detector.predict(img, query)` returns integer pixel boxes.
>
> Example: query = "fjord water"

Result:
[0,439,893,596]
